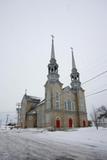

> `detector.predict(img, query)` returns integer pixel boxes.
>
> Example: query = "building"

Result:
[97,106,107,128]
[20,36,88,129]
[20,95,40,128]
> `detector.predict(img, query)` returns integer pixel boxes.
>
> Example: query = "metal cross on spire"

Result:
[25,89,27,95]
[70,47,73,53]
[51,34,54,40]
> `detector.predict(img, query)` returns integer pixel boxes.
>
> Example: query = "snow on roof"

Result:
[63,86,71,91]
[23,94,41,103]
[37,99,45,107]
[28,96,41,100]
[27,109,37,115]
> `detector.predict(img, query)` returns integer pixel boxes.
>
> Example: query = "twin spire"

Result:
[50,35,77,70]
[48,35,80,89]
[51,35,55,59]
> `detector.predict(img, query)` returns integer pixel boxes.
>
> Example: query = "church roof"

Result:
[37,99,46,107]
[63,86,71,92]
[27,109,36,115]
[22,94,40,103]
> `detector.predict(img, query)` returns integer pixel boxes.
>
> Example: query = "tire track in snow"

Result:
[0,130,107,160]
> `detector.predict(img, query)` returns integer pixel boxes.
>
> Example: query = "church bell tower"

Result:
[47,35,59,82]
[70,48,81,90]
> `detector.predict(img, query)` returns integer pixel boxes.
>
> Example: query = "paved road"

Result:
[0,130,106,160]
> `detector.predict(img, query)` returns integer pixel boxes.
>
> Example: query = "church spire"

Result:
[70,48,81,90]
[71,47,76,69]
[51,35,55,59]
[47,35,59,82]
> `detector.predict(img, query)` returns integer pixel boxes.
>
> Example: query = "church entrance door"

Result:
[69,118,72,128]
[56,119,60,128]
[83,120,86,127]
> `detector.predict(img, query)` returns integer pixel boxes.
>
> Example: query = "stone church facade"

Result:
[20,37,88,129]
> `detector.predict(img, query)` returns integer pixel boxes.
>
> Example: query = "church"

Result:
[19,36,88,130]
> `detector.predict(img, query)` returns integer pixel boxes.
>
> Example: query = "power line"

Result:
[86,88,107,97]
[82,70,107,85]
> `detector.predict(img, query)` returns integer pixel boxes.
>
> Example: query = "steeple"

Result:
[70,48,81,90]
[47,35,59,82]
[51,35,55,59]
[71,47,76,69]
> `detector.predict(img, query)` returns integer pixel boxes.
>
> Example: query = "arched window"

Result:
[54,66,57,72]
[64,100,71,111]
[68,100,71,111]
[51,68,53,72]
[48,67,50,73]
[64,100,75,111]
[64,101,67,110]
[56,92,60,110]
[72,101,75,111]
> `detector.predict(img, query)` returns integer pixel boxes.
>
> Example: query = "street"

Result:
[0,128,107,160]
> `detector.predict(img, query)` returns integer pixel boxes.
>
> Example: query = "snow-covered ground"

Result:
[0,127,107,160]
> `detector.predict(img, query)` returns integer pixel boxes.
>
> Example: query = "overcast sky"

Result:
[0,0,107,119]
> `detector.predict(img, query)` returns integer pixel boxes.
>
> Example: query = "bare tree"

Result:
[90,105,107,129]
[97,105,107,118]
[97,106,107,127]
